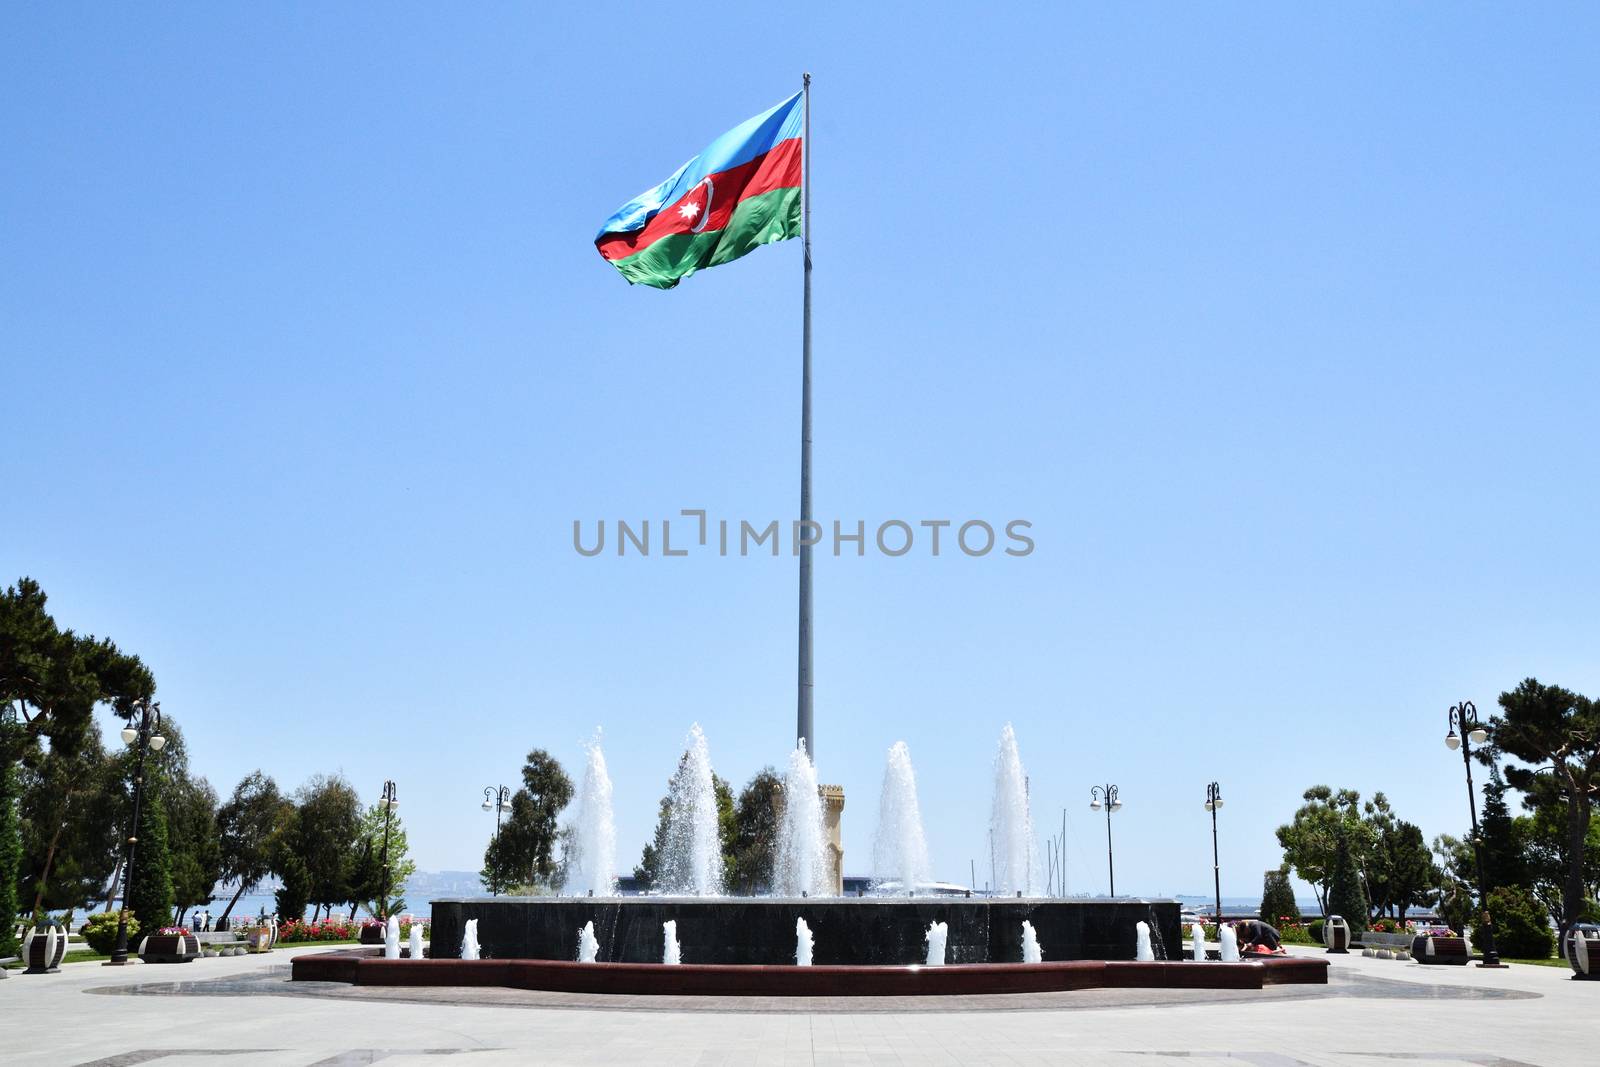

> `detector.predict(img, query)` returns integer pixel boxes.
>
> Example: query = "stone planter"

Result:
[1565,923,1599,980]
[1410,934,1470,965]
[243,926,274,953]
[138,932,202,963]
[359,924,385,945]
[22,924,68,973]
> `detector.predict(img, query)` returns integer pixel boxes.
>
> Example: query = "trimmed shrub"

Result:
[81,911,140,955]
[1307,919,1324,944]
[1486,886,1554,960]
[1260,867,1300,927]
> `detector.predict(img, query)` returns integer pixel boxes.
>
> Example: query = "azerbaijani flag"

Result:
[595,92,803,289]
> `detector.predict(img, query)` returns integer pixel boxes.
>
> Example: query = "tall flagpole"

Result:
[796,72,815,760]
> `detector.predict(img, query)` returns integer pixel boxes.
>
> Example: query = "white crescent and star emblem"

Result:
[675,176,715,233]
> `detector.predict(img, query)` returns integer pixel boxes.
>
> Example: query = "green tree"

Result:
[1431,832,1476,933]
[1275,786,1369,916]
[1478,760,1531,894]
[270,801,310,921]
[1259,865,1300,926]
[1485,885,1555,960]
[351,800,415,918]
[631,762,734,892]
[17,729,121,916]
[0,578,155,951]
[1326,828,1370,934]
[1490,678,1600,941]
[481,750,573,892]
[1362,794,1439,918]
[150,720,221,924]
[293,775,362,919]
[0,717,22,954]
[125,767,175,933]
[730,768,782,894]
[214,771,285,925]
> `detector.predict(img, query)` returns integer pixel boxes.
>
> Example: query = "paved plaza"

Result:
[4,946,1590,1066]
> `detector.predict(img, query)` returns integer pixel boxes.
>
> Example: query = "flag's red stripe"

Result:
[596,137,802,263]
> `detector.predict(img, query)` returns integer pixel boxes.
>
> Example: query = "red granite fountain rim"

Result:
[291,950,1327,995]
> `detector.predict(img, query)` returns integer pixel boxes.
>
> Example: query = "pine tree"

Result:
[0,741,22,955]
[126,774,175,934]
[1479,761,1529,894]
[1327,828,1370,934]
[1260,865,1300,927]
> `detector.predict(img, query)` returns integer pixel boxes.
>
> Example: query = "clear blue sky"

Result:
[5,4,1597,900]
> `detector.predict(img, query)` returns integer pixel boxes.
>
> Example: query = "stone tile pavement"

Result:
[4,946,1589,1066]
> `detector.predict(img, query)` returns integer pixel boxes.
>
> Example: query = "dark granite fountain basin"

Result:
[428,897,1182,965]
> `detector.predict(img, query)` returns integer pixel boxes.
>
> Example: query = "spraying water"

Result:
[1220,923,1239,962]
[663,920,681,965]
[1190,922,1206,962]
[658,724,724,896]
[774,741,830,897]
[461,919,480,960]
[871,741,931,895]
[409,921,424,960]
[565,731,618,897]
[990,723,1037,897]
[795,917,814,966]
[577,920,600,963]
[384,915,400,959]
[1135,921,1155,961]
[925,921,949,966]
[1021,920,1043,964]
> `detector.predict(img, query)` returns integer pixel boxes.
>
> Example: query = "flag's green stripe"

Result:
[611,185,801,289]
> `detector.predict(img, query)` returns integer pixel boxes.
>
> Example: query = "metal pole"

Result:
[1208,783,1222,934]
[796,71,815,761]
[1452,703,1502,967]
[378,780,395,921]
[108,701,159,966]
[1106,797,1115,897]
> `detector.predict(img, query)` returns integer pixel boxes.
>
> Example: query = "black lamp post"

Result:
[106,700,166,966]
[1205,782,1224,931]
[482,785,511,897]
[1445,701,1504,968]
[377,780,398,922]
[1089,784,1122,897]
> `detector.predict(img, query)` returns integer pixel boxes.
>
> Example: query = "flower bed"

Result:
[279,918,430,945]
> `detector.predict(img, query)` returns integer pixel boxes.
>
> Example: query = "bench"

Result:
[1412,935,1470,964]
[0,955,17,977]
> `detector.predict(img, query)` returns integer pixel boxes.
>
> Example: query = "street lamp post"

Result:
[1089,784,1122,897]
[482,785,511,897]
[106,700,166,966]
[1445,701,1504,968]
[1205,782,1224,931]
[377,781,398,922]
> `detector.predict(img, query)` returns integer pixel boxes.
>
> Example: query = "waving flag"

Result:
[595,92,803,289]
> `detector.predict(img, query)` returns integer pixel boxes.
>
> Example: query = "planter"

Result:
[1410,935,1470,965]
[1565,923,1599,980]
[138,932,202,963]
[359,924,385,946]
[22,924,68,974]
[243,926,274,953]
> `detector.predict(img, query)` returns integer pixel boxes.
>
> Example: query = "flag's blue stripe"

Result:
[596,92,803,239]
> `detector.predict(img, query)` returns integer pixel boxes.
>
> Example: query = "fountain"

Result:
[461,919,480,960]
[774,741,830,897]
[409,920,424,960]
[871,741,931,894]
[577,920,600,963]
[795,917,813,966]
[1220,924,1239,962]
[1021,920,1044,964]
[1135,921,1155,961]
[990,724,1037,896]
[658,724,724,896]
[564,731,617,897]
[925,921,948,966]
[383,915,400,959]
[1190,922,1206,962]
[663,920,681,965]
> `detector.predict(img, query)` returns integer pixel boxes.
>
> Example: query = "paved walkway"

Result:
[3,946,1590,1066]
